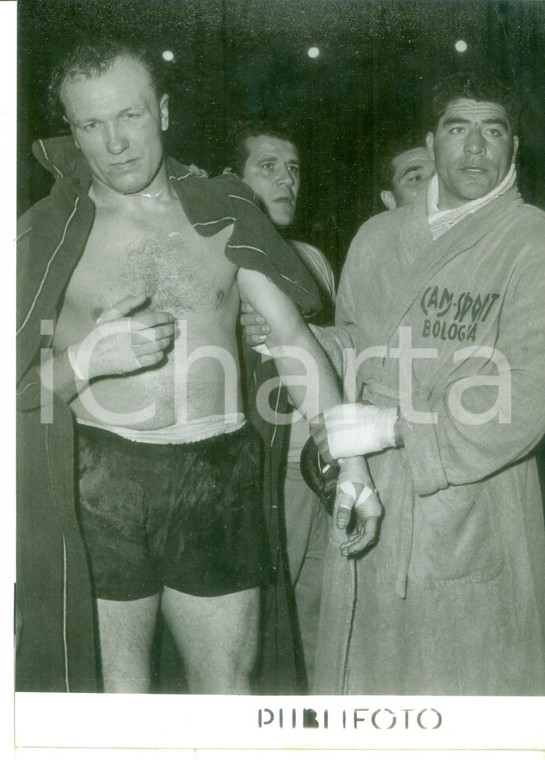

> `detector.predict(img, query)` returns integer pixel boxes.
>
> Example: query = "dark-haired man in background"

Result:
[378,131,435,210]
[229,120,335,691]
[238,125,438,689]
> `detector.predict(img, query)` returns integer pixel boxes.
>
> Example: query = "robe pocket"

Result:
[409,482,503,588]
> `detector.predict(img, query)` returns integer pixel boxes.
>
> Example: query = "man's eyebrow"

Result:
[118,105,145,115]
[482,117,510,130]
[74,105,144,125]
[442,115,510,130]
[399,163,426,179]
[73,117,100,127]
[442,116,471,127]
[257,154,299,165]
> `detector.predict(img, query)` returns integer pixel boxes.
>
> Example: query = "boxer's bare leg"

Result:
[161,585,260,694]
[97,594,160,693]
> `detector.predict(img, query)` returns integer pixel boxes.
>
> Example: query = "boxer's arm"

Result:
[237,267,340,418]
[237,267,383,552]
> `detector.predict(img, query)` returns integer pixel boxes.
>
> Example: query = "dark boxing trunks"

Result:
[76,423,271,600]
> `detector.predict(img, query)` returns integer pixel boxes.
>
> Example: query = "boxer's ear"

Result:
[160,94,169,132]
[380,190,396,210]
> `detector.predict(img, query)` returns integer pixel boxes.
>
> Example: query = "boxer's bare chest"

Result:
[63,200,237,322]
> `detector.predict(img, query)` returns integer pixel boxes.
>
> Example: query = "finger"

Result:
[130,311,176,330]
[240,314,267,328]
[336,505,352,530]
[335,486,355,530]
[247,334,269,347]
[240,317,266,330]
[188,163,209,178]
[340,517,380,557]
[133,336,173,356]
[97,293,149,323]
[247,336,268,347]
[241,326,267,339]
[132,351,166,369]
[241,323,270,337]
[131,323,176,344]
[240,301,256,314]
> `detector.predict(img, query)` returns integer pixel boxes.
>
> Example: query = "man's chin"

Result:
[454,179,495,203]
[97,176,147,195]
[117,180,157,196]
[102,165,164,196]
[269,212,294,228]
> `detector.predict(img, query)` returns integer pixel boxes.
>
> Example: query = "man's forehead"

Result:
[245,134,299,161]
[439,98,510,126]
[392,147,432,176]
[62,56,155,110]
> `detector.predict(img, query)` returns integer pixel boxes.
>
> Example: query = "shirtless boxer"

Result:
[28,40,379,694]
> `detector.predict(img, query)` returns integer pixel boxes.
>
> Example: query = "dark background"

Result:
[18,0,545,276]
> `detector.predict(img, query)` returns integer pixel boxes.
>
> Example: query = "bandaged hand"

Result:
[68,293,176,382]
[335,457,383,557]
[310,402,399,463]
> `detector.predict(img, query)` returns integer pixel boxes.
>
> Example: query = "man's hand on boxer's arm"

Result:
[310,402,402,464]
[335,457,383,557]
[187,163,209,178]
[240,301,271,346]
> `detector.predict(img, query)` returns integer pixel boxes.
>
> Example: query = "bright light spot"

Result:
[162,50,175,62]
[455,40,468,53]
[307,46,320,59]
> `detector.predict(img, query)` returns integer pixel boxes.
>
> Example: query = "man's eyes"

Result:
[258,161,299,173]
[79,112,142,131]
[447,125,505,137]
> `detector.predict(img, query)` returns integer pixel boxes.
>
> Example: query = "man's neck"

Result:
[426,166,517,241]
[89,164,177,212]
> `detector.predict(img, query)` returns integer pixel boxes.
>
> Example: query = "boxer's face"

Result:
[62,55,169,196]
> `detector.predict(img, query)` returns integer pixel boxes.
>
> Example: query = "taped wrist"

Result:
[338,456,369,484]
[68,320,134,381]
[324,403,398,459]
[337,457,377,510]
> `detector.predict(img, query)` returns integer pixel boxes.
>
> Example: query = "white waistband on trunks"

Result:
[76,412,246,445]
